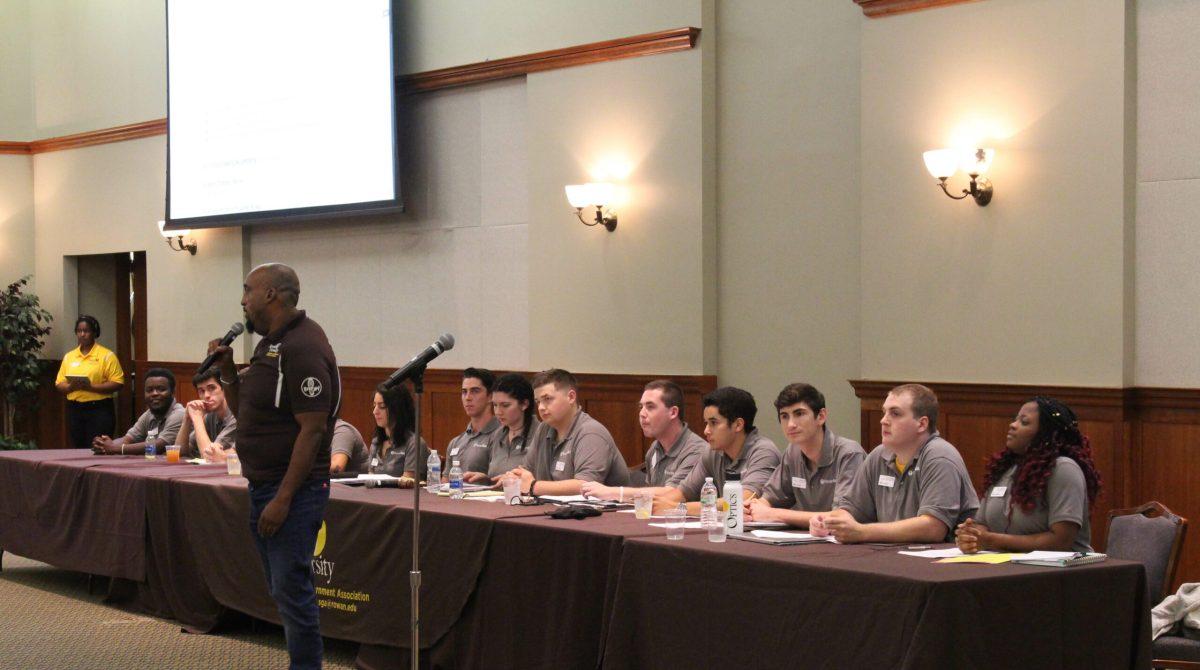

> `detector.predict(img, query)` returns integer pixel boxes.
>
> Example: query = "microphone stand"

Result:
[409,362,427,670]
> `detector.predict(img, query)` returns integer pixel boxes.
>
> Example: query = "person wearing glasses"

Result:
[55,315,125,449]
[956,397,1101,554]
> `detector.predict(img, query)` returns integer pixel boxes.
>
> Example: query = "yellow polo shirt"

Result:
[56,344,125,402]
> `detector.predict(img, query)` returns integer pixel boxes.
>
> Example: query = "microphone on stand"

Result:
[196,322,245,374]
[382,333,455,388]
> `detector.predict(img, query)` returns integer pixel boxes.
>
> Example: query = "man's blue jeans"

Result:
[248,478,330,670]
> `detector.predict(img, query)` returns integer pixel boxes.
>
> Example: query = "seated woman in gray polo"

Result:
[956,397,1102,554]
[366,385,429,482]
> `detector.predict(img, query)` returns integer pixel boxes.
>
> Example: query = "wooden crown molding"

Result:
[402,27,700,93]
[1,27,699,152]
[854,0,980,18]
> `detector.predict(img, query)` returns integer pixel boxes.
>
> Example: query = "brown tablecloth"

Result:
[603,535,1152,670]
[0,450,1153,669]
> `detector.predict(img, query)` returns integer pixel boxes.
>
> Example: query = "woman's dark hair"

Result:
[983,396,1102,512]
[493,373,534,433]
[75,315,101,339]
[374,382,416,449]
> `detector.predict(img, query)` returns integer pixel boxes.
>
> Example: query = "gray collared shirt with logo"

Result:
[676,429,780,501]
[447,417,500,474]
[185,410,238,456]
[759,428,865,512]
[975,456,1092,552]
[644,424,708,488]
[486,419,539,478]
[124,402,186,447]
[522,410,630,485]
[368,433,430,479]
[838,432,979,541]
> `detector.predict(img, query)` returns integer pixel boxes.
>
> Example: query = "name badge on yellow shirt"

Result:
[555,460,566,472]
[990,486,1007,497]
[792,476,807,490]
[878,474,896,488]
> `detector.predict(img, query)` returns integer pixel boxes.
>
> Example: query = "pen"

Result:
[907,545,932,550]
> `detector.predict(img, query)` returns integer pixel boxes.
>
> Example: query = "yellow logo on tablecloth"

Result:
[314,521,327,556]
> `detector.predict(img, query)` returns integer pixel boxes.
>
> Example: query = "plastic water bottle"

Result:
[448,460,464,500]
[144,443,156,459]
[426,451,441,493]
[699,477,718,530]
[722,469,743,534]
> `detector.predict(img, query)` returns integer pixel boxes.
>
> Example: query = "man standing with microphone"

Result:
[208,263,340,670]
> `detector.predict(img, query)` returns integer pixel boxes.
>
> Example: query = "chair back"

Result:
[1106,501,1187,604]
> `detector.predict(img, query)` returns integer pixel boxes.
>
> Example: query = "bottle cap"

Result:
[704,476,713,483]
[724,469,740,481]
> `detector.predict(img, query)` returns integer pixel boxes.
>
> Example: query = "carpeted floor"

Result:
[0,552,361,669]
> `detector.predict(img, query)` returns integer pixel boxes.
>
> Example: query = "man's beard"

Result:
[245,316,256,335]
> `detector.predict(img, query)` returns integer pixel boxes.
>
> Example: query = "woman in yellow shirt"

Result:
[55,315,125,448]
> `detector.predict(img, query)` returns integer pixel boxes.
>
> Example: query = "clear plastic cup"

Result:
[225,451,242,476]
[165,445,181,464]
[502,475,521,505]
[665,506,687,540]
[709,502,729,543]
[633,491,654,519]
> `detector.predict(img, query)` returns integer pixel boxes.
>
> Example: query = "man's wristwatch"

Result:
[528,478,537,496]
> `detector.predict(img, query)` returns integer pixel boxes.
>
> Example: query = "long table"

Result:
[0,450,1152,669]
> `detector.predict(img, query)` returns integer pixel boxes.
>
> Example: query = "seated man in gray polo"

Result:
[746,382,864,529]
[506,368,631,496]
[581,379,706,501]
[92,367,186,455]
[445,368,501,477]
[177,367,238,461]
[657,386,780,514]
[329,419,368,473]
[821,383,978,544]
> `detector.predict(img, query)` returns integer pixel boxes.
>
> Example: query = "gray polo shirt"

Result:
[123,402,186,448]
[676,429,780,501]
[522,410,630,485]
[975,456,1092,552]
[644,424,707,488]
[486,419,539,478]
[447,417,500,474]
[186,410,237,456]
[367,433,430,478]
[330,419,368,472]
[838,432,979,541]
[759,428,865,512]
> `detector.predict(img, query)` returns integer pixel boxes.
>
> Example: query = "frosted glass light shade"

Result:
[922,149,959,179]
[564,182,616,208]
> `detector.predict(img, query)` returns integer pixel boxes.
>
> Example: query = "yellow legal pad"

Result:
[936,553,1021,564]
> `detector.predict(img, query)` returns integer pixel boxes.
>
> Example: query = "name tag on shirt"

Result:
[555,461,566,472]
[371,457,380,468]
[878,474,896,488]
[71,360,81,368]
[990,486,1007,497]
[148,428,159,440]
[791,476,807,490]
[450,447,460,456]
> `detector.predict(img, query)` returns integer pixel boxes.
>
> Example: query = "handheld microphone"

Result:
[196,322,245,374]
[383,333,455,388]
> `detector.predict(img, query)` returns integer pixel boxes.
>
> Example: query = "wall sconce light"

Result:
[922,147,994,206]
[564,182,618,232]
[157,220,197,255]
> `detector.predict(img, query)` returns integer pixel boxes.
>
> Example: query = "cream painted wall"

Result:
[714,0,863,444]
[526,49,710,375]
[75,253,118,348]
[860,0,1132,388]
[32,136,245,362]
[1134,0,1200,387]
[395,0,702,74]
[249,78,530,371]
[0,155,35,285]
[28,0,166,138]
[0,0,33,139]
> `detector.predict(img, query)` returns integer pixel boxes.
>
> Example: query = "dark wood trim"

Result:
[854,0,980,17]
[403,27,700,93]
[0,141,32,155]
[0,27,700,151]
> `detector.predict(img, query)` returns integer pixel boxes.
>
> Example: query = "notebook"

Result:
[1009,551,1107,567]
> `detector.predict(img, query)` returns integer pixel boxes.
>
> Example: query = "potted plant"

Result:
[0,275,53,449]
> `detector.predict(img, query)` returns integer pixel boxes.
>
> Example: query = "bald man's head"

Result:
[242,263,301,335]
[250,263,300,307]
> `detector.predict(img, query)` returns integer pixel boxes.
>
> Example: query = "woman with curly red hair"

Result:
[956,396,1101,553]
